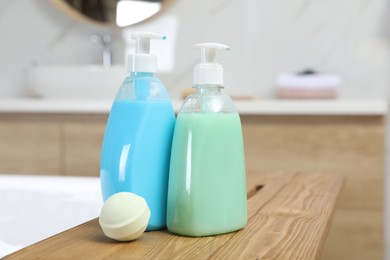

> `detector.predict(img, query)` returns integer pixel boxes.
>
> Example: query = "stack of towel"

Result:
[276,70,341,99]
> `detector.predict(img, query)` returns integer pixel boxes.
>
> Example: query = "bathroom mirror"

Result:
[50,0,166,27]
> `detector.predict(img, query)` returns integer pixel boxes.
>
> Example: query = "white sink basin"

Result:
[28,65,127,100]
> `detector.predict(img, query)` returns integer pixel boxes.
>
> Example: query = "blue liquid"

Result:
[100,99,175,230]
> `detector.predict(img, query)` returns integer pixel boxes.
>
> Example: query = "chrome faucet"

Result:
[90,34,112,68]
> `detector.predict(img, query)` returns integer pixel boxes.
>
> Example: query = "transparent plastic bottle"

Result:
[100,32,175,231]
[167,43,247,236]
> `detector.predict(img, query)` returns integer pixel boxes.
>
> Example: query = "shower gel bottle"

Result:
[167,43,247,236]
[100,32,175,231]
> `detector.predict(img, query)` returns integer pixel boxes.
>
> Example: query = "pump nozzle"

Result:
[128,32,166,73]
[193,43,231,85]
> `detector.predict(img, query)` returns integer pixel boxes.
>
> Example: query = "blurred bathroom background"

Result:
[1,0,389,99]
[0,0,390,259]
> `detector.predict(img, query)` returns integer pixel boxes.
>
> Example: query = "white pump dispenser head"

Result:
[193,43,230,85]
[128,32,166,73]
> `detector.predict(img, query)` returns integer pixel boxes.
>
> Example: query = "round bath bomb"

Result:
[99,192,150,241]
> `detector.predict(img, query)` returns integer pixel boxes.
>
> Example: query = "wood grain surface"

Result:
[0,114,382,259]
[240,115,384,260]
[5,172,344,260]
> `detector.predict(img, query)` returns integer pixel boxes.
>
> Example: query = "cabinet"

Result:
[0,113,384,259]
[0,114,106,176]
[241,115,384,260]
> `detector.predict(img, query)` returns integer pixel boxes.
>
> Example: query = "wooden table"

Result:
[5,172,344,260]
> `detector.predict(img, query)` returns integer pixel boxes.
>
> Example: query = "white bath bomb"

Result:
[99,192,150,241]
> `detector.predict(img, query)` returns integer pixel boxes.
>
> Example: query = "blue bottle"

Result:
[100,32,175,231]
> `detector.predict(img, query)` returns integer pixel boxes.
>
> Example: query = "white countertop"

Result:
[0,98,387,116]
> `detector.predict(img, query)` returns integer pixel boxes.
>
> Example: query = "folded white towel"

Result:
[276,73,342,90]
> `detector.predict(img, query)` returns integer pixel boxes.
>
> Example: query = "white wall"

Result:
[0,0,125,97]
[162,0,390,99]
[0,0,388,99]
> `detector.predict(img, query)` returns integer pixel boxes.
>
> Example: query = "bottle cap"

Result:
[128,32,166,73]
[193,43,230,85]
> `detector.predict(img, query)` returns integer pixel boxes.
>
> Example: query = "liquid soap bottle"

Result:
[100,32,175,231]
[167,43,247,236]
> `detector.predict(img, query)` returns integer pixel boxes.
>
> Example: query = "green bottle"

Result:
[167,43,247,236]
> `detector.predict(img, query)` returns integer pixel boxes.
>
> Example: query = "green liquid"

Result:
[167,112,247,236]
